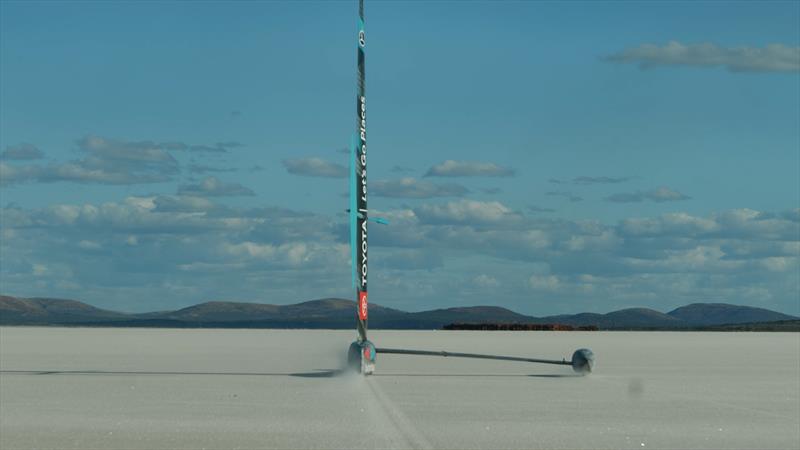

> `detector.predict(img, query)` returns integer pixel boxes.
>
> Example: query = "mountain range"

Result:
[1,294,797,330]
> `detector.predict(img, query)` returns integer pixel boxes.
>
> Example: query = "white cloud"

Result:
[425,160,514,177]
[187,164,237,174]
[621,212,719,237]
[472,274,499,288]
[78,240,102,250]
[528,206,556,213]
[32,264,48,276]
[372,178,468,198]
[153,195,217,213]
[414,200,517,225]
[223,241,312,266]
[759,257,796,272]
[606,41,800,73]
[624,245,746,273]
[0,136,179,185]
[528,274,560,291]
[375,249,444,271]
[606,187,690,203]
[282,158,347,178]
[550,176,632,185]
[1,143,44,160]
[1,198,797,314]
[0,136,248,186]
[545,191,583,202]
[178,176,255,197]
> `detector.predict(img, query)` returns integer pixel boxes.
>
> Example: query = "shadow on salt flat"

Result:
[1,369,582,378]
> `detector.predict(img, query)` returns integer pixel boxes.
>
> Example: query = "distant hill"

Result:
[667,303,796,326]
[704,320,800,332]
[0,294,797,330]
[381,306,532,329]
[0,295,126,324]
[542,308,683,329]
[150,298,407,328]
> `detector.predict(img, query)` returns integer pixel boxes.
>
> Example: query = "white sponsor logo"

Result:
[359,95,368,288]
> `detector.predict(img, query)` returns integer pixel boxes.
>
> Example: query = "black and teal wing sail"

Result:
[351,0,369,343]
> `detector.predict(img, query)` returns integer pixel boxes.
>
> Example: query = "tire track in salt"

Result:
[363,376,433,450]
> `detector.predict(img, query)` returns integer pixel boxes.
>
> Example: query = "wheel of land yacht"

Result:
[347,340,376,375]
[571,348,595,374]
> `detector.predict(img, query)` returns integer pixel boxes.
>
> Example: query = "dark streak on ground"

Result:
[0,369,577,378]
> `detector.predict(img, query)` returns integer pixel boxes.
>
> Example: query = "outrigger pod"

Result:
[345,0,594,376]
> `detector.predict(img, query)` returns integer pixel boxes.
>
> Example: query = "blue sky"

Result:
[1,1,798,315]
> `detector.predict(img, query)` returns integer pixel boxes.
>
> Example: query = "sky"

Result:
[1,0,798,315]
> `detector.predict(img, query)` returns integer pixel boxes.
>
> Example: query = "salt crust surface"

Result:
[1,328,798,449]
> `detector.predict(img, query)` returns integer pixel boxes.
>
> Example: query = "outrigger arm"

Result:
[376,348,595,374]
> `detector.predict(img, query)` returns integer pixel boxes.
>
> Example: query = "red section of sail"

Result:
[358,291,368,320]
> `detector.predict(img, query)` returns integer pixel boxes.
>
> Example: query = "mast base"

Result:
[348,340,376,375]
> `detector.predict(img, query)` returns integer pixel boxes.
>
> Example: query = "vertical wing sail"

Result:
[353,0,368,343]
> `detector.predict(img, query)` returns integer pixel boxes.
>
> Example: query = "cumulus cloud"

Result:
[78,136,175,166]
[374,249,444,271]
[0,136,250,187]
[472,274,499,288]
[0,163,34,185]
[606,41,800,73]
[216,141,244,149]
[527,274,561,291]
[0,197,354,311]
[178,176,255,197]
[620,209,800,242]
[372,178,468,198]
[190,144,224,153]
[425,160,515,177]
[222,241,325,268]
[187,164,237,174]
[550,176,632,185]
[283,158,347,178]
[1,198,797,314]
[149,140,242,153]
[1,136,180,185]
[152,195,217,213]
[545,191,583,202]
[574,176,632,185]
[528,205,556,213]
[779,208,800,223]
[606,187,690,203]
[621,212,718,237]
[1,143,44,160]
[414,199,518,225]
[2,162,168,186]
[159,141,189,151]
[714,209,799,240]
[390,165,414,174]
